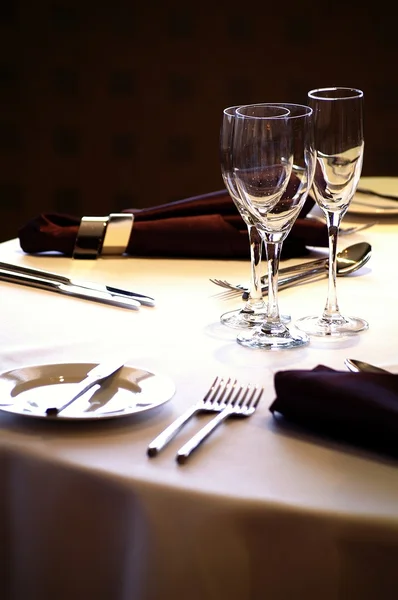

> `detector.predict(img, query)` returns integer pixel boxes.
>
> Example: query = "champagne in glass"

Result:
[295,87,368,337]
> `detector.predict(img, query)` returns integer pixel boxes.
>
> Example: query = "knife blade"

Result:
[344,358,391,374]
[45,361,125,416]
[0,261,155,306]
[0,268,141,310]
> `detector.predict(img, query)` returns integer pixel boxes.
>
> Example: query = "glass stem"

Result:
[323,210,343,319]
[264,240,282,322]
[245,224,264,308]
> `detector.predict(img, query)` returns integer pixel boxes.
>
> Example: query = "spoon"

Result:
[333,242,372,275]
[276,241,371,277]
[242,242,372,299]
[344,359,391,374]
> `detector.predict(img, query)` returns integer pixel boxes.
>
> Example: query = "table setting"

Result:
[2,87,398,600]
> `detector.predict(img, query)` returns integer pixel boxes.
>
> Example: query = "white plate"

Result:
[348,177,398,216]
[0,362,175,421]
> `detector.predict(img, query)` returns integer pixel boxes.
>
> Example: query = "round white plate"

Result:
[348,177,398,216]
[0,362,175,421]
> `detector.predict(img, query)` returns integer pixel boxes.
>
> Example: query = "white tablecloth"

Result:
[2,181,398,599]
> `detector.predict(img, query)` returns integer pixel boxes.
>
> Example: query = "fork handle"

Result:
[147,405,199,457]
[176,407,232,464]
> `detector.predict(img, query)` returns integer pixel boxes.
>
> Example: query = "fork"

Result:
[210,263,327,295]
[176,381,263,464]
[210,253,332,293]
[147,376,239,456]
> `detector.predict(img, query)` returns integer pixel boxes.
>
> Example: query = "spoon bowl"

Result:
[336,242,372,275]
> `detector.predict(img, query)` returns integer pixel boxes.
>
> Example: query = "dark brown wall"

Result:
[0,1,397,242]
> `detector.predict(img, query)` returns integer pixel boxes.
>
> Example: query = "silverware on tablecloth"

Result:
[211,241,372,299]
[344,358,391,374]
[148,376,250,457]
[176,381,263,464]
[210,255,328,292]
[0,261,155,306]
[45,361,125,416]
[0,267,142,310]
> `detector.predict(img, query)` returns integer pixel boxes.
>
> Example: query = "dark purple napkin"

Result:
[18,188,328,259]
[270,365,398,458]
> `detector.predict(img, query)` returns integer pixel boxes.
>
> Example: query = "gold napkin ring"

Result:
[73,217,108,259]
[101,213,134,255]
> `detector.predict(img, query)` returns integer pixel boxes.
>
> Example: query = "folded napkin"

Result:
[18,188,328,259]
[270,365,398,458]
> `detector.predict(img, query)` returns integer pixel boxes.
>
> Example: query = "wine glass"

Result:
[295,87,368,337]
[218,106,281,329]
[233,103,316,350]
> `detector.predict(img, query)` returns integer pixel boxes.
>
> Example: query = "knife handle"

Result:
[242,268,326,300]
[45,379,100,416]
[0,270,61,291]
[0,269,141,310]
[262,256,327,284]
[0,261,69,284]
[0,262,153,306]
[46,364,124,416]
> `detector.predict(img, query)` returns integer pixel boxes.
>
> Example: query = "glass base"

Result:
[220,309,290,330]
[236,321,309,350]
[295,314,369,337]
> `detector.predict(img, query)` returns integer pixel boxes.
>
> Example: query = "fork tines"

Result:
[212,377,263,411]
[147,375,263,459]
[242,384,263,410]
[175,378,264,464]
[206,376,234,403]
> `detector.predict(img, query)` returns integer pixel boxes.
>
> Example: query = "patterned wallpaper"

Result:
[0,1,397,242]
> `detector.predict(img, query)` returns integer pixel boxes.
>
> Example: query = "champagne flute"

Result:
[233,103,315,350]
[219,105,291,329]
[295,87,368,337]
[219,106,278,329]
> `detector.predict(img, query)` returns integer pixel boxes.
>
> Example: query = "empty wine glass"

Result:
[218,106,280,329]
[233,103,315,350]
[295,87,368,337]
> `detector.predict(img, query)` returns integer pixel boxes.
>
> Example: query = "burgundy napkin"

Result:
[270,365,398,458]
[18,188,328,259]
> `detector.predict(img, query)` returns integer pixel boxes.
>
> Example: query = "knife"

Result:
[344,358,391,374]
[0,268,141,310]
[45,361,125,416]
[0,261,155,306]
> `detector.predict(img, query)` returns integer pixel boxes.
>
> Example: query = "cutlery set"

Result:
[2,202,388,455]
[148,376,264,464]
[146,358,392,463]
[211,242,372,298]
[0,261,155,309]
[42,357,391,459]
